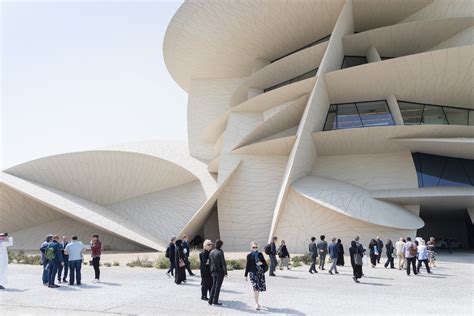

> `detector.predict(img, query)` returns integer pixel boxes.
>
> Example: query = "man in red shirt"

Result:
[90,235,102,282]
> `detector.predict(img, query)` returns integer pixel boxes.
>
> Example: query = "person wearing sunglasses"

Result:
[245,242,267,310]
[199,240,213,301]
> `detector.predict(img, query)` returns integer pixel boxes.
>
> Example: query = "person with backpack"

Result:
[46,235,64,288]
[368,239,378,268]
[308,237,318,274]
[264,236,277,276]
[375,236,384,264]
[199,239,213,300]
[384,239,395,269]
[349,240,363,283]
[40,234,53,285]
[403,237,418,276]
[245,241,268,310]
[277,240,290,270]
[90,235,102,282]
[317,235,328,270]
[165,237,176,277]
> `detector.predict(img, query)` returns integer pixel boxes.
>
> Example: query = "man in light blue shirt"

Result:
[64,236,84,285]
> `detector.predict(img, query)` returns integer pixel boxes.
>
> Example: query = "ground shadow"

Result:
[95,281,121,286]
[1,288,29,293]
[363,276,394,280]
[219,300,305,315]
[276,275,303,280]
[358,281,391,286]
[221,289,244,294]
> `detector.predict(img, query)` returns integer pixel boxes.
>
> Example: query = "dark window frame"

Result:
[322,99,394,131]
[263,67,318,93]
[270,34,331,63]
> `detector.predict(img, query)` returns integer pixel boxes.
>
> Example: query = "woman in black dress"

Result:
[244,242,267,310]
[349,240,363,283]
[174,239,186,284]
[336,239,344,266]
[199,240,213,300]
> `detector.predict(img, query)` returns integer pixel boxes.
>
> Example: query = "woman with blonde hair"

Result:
[199,239,213,300]
[244,242,267,310]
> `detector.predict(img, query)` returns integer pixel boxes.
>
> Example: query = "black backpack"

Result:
[264,244,271,255]
[165,247,170,258]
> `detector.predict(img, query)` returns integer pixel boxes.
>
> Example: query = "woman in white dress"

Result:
[0,233,14,289]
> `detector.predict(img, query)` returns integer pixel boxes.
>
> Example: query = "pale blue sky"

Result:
[1,0,186,169]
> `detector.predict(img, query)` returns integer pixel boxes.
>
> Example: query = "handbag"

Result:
[178,258,185,268]
[354,253,363,265]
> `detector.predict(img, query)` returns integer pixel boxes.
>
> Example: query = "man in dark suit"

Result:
[208,239,227,306]
[182,235,195,276]
[57,236,69,283]
[308,236,318,274]
[376,236,384,263]
[269,236,278,276]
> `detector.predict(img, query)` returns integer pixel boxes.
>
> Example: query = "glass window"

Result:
[336,103,362,129]
[444,107,468,125]
[419,153,446,186]
[422,105,448,125]
[399,102,423,124]
[323,105,337,131]
[438,158,472,186]
[412,153,424,187]
[469,110,474,126]
[341,56,368,69]
[460,159,474,185]
[356,101,394,127]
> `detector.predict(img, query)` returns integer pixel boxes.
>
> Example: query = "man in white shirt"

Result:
[0,233,13,289]
[64,236,85,286]
[395,237,405,270]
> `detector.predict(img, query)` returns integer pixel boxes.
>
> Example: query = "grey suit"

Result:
[209,249,227,304]
[317,240,328,269]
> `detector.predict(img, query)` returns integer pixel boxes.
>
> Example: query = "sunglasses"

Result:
[251,246,258,249]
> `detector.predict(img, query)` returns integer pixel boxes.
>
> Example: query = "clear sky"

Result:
[1,0,186,170]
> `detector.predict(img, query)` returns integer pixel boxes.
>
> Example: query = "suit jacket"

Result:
[199,250,211,278]
[182,240,190,257]
[308,242,317,256]
[209,249,227,275]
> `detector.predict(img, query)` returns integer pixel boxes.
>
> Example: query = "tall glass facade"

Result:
[323,100,394,131]
[399,101,472,126]
[412,153,474,187]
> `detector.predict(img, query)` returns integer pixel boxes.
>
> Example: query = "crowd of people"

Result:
[38,234,100,288]
[162,234,440,310]
[0,230,442,311]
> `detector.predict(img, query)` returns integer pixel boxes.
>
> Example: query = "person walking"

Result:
[427,237,437,268]
[46,235,64,288]
[416,240,431,274]
[165,237,176,277]
[277,240,290,270]
[317,235,328,270]
[199,240,213,300]
[0,233,13,290]
[90,235,102,282]
[245,242,268,310]
[268,236,277,276]
[57,236,69,283]
[64,235,84,286]
[174,239,187,284]
[308,237,318,274]
[328,238,339,275]
[182,235,195,276]
[40,234,53,286]
[349,240,363,283]
[384,239,395,269]
[403,237,418,276]
[336,239,344,266]
[376,236,384,264]
[368,239,378,268]
[395,237,405,270]
[208,239,227,306]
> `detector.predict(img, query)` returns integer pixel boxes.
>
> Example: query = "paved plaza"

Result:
[0,252,473,315]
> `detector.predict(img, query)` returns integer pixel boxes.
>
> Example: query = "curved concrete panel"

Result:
[292,175,424,229]
[233,136,296,156]
[5,150,198,205]
[391,137,474,159]
[343,17,474,57]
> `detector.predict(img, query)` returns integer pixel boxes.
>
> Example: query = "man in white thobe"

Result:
[0,234,14,289]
